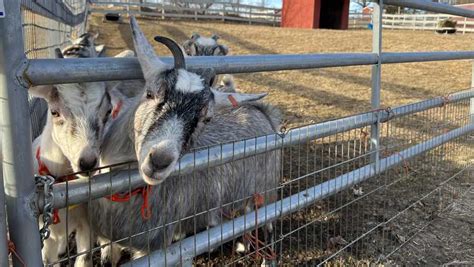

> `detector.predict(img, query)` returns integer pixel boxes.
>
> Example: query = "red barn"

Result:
[282,0,350,30]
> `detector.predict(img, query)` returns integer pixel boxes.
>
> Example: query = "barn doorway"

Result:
[319,0,346,29]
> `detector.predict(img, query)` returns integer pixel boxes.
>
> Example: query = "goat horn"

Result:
[54,48,64,59]
[154,36,186,70]
[130,16,168,80]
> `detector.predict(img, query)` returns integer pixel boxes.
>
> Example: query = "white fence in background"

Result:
[90,0,281,26]
[383,13,474,33]
[350,13,474,33]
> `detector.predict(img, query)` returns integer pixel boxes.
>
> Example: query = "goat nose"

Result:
[79,157,98,172]
[149,151,174,172]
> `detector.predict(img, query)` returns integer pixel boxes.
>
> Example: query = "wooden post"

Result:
[413,15,416,31]
[463,17,467,34]
[273,9,277,27]
[249,7,252,25]
[422,15,426,31]
[126,0,130,17]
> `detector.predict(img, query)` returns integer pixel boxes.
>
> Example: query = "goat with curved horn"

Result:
[129,16,168,79]
[154,36,186,69]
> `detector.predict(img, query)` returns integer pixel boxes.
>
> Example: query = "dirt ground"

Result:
[85,15,474,266]
[390,185,474,266]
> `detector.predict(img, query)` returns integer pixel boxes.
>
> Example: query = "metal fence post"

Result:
[371,0,383,171]
[0,132,9,267]
[0,1,43,266]
[471,62,474,123]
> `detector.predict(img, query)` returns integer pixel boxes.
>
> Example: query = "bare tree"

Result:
[353,0,370,8]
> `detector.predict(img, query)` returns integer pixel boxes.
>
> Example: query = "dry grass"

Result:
[89,14,473,128]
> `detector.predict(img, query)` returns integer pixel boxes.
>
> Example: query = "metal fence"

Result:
[20,0,90,140]
[90,0,281,26]
[0,0,474,266]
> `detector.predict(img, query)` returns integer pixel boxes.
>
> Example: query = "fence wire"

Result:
[20,0,89,140]
[47,90,473,266]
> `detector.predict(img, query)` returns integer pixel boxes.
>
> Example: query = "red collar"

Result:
[106,185,152,220]
[36,146,76,183]
[36,146,51,176]
[112,100,123,119]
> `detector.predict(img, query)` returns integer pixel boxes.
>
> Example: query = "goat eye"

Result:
[106,109,112,116]
[51,110,60,117]
[146,91,154,100]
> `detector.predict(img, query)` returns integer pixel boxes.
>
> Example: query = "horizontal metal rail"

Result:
[125,122,474,267]
[385,0,474,18]
[23,51,474,85]
[44,89,474,210]
[24,53,377,85]
[383,51,474,64]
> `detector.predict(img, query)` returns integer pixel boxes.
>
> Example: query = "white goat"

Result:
[31,44,131,266]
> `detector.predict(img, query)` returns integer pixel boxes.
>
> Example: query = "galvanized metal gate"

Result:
[0,0,473,266]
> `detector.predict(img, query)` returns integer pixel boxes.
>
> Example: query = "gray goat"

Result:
[90,17,281,265]
[182,33,231,89]
[182,33,229,57]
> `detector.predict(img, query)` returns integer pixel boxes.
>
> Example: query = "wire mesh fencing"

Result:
[44,89,473,266]
[20,0,89,140]
[21,0,89,59]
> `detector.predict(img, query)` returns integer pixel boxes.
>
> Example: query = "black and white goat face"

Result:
[129,17,264,185]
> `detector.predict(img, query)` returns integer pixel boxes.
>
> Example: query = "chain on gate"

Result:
[35,174,55,247]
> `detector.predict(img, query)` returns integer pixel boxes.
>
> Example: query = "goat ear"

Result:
[195,68,216,87]
[191,33,200,40]
[221,45,229,55]
[29,85,58,102]
[211,89,267,109]
[95,44,105,56]
[213,45,229,56]
[54,48,64,59]
[129,16,168,80]
[211,34,220,41]
[108,84,126,119]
